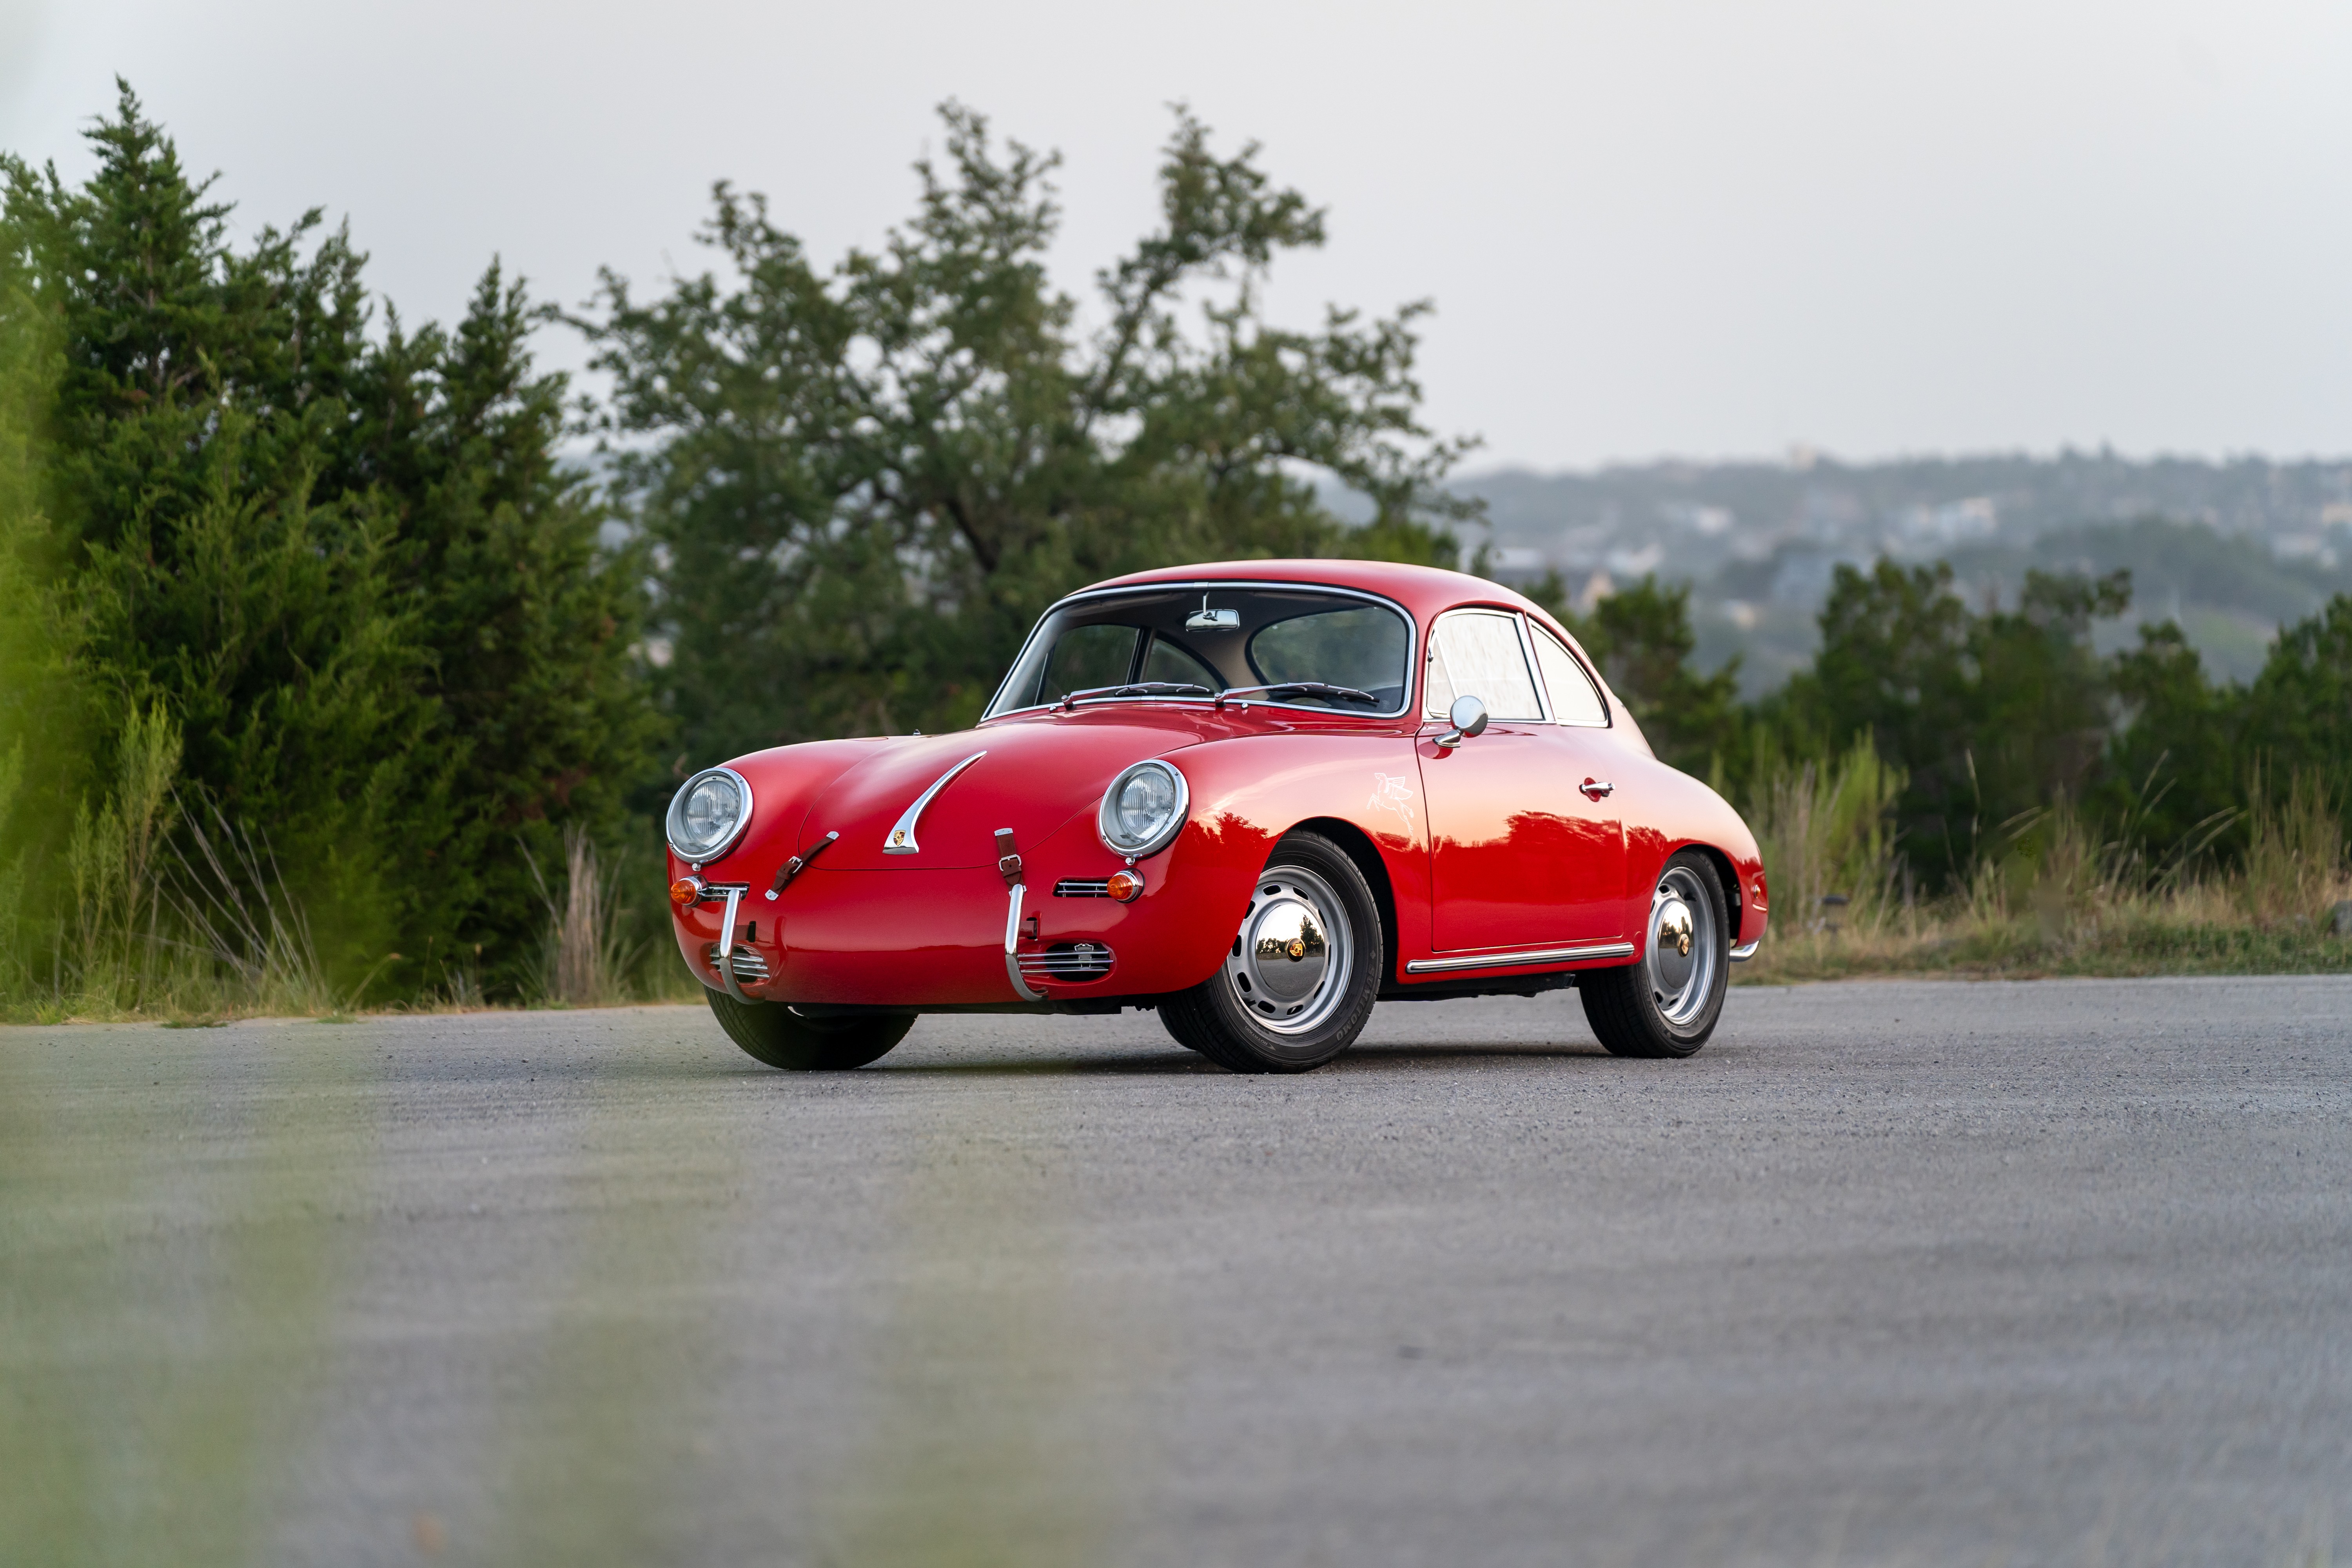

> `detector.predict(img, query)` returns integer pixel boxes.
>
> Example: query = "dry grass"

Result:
[524,826,643,1009]
[1740,760,2352,984]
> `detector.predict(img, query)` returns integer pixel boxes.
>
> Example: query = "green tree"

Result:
[1777,559,2129,885]
[581,103,1478,764]
[345,268,664,993]
[2242,593,2352,821]
[5,85,428,976]
[2,85,657,999]
[2098,621,2245,867]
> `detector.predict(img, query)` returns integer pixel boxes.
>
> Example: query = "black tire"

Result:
[1159,831,1383,1074]
[1582,849,1730,1059]
[706,990,912,1071]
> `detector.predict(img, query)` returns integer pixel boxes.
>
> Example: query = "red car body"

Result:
[666,560,1767,1018]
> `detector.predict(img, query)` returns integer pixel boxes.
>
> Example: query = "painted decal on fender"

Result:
[1368,772,1417,830]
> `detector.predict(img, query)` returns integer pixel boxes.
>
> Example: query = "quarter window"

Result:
[1531,626,1609,726]
[1424,611,1544,721]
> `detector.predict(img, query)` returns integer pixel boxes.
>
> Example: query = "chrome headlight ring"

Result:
[666,766,755,864]
[1098,759,1189,859]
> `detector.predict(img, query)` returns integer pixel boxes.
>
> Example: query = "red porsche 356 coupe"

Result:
[664,560,1767,1073]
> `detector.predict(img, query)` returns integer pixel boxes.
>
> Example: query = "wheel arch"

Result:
[1679,840,1747,944]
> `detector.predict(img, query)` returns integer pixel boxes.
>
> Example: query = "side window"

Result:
[1425,611,1544,722]
[1532,626,1609,726]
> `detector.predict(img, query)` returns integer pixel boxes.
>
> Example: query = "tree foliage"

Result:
[0,84,657,998]
[581,104,1477,765]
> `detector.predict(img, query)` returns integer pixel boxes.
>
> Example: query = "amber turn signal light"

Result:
[1105,869,1145,902]
[669,877,705,907]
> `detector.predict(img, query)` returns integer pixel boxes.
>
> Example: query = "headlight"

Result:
[666,766,754,863]
[1098,760,1188,858]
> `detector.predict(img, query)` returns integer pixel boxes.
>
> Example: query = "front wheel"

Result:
[706,991,912,1071]
[1581,849,1730,1059]
[1159,831,1384,1073]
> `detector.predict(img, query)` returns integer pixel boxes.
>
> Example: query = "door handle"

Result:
[1581,778,1614,800]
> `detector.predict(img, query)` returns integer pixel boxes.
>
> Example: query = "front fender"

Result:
[1130,731,1430,991]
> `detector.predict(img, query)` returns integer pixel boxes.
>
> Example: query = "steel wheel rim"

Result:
[1222,866,1354,1036]
[1646,864,1719,1029]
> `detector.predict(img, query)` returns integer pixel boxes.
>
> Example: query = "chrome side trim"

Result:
[1729,939,1760,962]
[883,751,986,855]
[1404,940,1637,975]
[1004,882,1045,1001]
[713,885,752,1002]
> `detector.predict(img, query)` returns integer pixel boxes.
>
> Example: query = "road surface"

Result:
[5,976,2348,1566]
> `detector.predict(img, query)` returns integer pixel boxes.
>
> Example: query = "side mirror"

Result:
[1437,694,1490,749]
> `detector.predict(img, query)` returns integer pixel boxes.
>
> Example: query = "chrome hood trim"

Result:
[882,751,986,856]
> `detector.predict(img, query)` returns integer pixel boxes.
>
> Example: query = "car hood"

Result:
[789,718,1205,869]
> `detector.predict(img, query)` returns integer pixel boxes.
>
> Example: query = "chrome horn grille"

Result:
[1016,942,1114,981]
[706,944,771,984]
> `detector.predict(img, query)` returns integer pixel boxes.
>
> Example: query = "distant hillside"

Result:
[1440,452,2352,693]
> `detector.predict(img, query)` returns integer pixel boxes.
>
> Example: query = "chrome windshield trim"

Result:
[882,751,986,856]
[980,579,1422,722]
[1404,940,1637,975]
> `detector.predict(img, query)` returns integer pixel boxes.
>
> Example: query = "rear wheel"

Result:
[1159,832,1383,1074]
[1581,849,1729,1059]
[706,991,912,1071]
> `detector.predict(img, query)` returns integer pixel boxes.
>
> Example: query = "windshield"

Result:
[987,587,1414,717]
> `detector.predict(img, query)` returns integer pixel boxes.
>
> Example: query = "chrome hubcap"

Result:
[1647,865,1719,1029]
[1223,867,1353,1035]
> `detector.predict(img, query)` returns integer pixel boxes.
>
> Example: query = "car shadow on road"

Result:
[870,1040,1612,1077]
[1344,1040,1609,1063]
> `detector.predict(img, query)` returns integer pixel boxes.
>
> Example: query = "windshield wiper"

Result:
[1055,681,1217,711]
[1215,682,1382,710]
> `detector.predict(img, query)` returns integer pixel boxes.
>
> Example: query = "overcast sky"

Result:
[5,0,2349,470]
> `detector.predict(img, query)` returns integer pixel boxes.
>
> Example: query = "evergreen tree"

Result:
[1,84,658,999]
[347,268,663,993]
[4,84,429,975]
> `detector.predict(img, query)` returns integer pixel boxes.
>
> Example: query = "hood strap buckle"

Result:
[995,828,1023,887]
[766,830,839,901]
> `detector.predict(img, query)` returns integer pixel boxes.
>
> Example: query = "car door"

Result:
[1524,618,1630,937]
[1416,608,1627,952]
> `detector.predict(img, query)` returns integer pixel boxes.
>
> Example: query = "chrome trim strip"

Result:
[883,751,986,855]
[980,580,1422,722]
[1404,940,1637,975]
[713,885,752,1002]
[1729,939,1760,962]
[1004,882,1045,1001]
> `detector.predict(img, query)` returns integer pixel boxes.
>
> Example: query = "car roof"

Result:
[1078,558,1559,633]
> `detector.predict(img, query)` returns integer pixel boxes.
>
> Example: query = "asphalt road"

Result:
[4,976,2349,1568]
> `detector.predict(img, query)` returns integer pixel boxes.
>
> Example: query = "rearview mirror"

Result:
[1185,594,1240,632]
[1437,694,1489,749]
